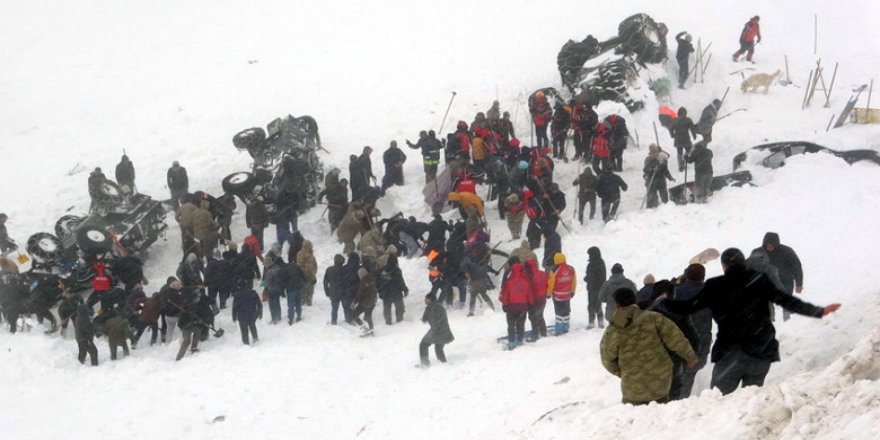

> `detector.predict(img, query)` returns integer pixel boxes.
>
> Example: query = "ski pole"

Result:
[641,168,658,210]
[436,91,457,137]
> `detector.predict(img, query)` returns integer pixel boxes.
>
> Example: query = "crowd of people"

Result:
[0,14,844,404]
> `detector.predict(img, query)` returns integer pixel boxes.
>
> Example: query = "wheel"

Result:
[26,233,63,263]
[232,127,267,151]
[76,226,113,254]
[222,172,257,195]
[617,14,667,64]
[93,180,123,206]
[55,215,85,241]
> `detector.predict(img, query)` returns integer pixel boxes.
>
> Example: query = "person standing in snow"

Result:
[166,161,189,212]
[74,304,99,366]
[671,107,697,172]
[499,263,532,348]
[523,258,548,341]
[245,198,270,251]
[664,248,840,395]
[695,99,721,145]
[686,141,714,203]
[547,253,575,334]
[675,31,694,88]
[352,264,378,336]
[600,287,698,405]
[406,130,443,183]
[599,263,638,325]
[584,246,607,329]
[115,154,136,192]
[103,309,132,360]
[732,16,761,62]
[643,144,675,208]
[503,193,525,239]
[597,169,628,222]
[232,279,262,345]
[378,254,408,325]
[419,293,454,367]
[381,140,407,192]
[674,263,711,398]
[323,254,346,325]
[531,91,552,148]
[459,255,495,317]
[296,240,318,307]
[761,232,804,322]
[572,168,598,224]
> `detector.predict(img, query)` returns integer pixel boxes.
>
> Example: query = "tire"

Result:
[26,233,63,263]
[93,180,123,206]
[232,127,266,151]
[55,215,85,241]
[76,226,113,254]
[618,14,667,64]
[222,172,257,195]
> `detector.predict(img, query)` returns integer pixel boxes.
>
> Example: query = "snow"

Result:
[2,0,880,439]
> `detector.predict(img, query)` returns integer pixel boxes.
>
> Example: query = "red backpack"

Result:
[92,262,111,292]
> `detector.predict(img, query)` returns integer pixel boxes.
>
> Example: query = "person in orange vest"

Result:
[471,128,488,173]
[523,258,548,342]
[732,16,762,62]
[499,263,532,348]
[548,252,576,334]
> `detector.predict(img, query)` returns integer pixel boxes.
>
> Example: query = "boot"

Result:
[586,321,595,330]
[598,320,605,329]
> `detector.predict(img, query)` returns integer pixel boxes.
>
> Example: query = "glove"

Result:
[403,288,409,297]
[350,302,359,311]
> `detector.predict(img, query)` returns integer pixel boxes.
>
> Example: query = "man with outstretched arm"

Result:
[663,247,841,395]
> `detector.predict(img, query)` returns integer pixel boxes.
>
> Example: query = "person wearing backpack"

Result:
[591,124,612,174]
[732,16,761,62]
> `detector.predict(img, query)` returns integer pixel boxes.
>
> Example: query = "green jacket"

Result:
[600,305,697,403]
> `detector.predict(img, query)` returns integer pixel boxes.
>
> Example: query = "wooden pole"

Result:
[652,121,661,148]
[784,55,790,83]
[802,69,814,109]
[814,14,818,55]
[823,62,839,108]
[701,53,713,76]
[864,79,874,124]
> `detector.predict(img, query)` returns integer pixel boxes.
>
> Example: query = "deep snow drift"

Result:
[2,1,880,439]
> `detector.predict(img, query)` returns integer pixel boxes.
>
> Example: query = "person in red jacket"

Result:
[243,233,263,263]
[531,92,552,148]
[591,123,611,174]
[733,16,762,62]
[499,263,532,348]
[523,258,548,342]
[449,121,472,160]
[548,252,576,334]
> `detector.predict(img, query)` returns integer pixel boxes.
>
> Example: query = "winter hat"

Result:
[720,248,746,268]
[643,274,655,285]
[611,263,624,274]
[685,263,706,281]
[762,232,781,247]
[684,33,692,42]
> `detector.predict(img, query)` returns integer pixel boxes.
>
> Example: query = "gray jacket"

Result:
[599,273,638,303]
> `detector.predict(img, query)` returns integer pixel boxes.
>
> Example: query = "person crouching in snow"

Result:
[419,294,454,367]
[232,279,262,345]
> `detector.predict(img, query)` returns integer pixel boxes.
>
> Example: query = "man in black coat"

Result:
[0,213,18,255]
[323,254,346,325]
[341,253,362,324]
[166,161,189,212]
[597,170,628,222]
[664,248,840,395]
[74,304,99,365]
[419,293,454,367]
[378,255,409,325]
[232,281,262,345]
[674,263,711,398]
[686,141,714,203]
[695,99,721,144]
[671,107,697,172]
[584,246,607,328]
[381,141,407,191]
[675,31,694,88]
[426,215,451,254]
[115,155,136,191]
[762,232,804,321]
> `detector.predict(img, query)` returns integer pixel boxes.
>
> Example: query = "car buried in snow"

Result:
[25,182,167,292]
[222,115,324,213]
[668,171,754,205]
[732,141,880,171]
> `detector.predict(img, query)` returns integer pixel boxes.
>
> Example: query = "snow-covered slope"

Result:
[2,1,880,439]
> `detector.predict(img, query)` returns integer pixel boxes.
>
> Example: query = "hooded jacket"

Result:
[355,267,378,309]
[599,273,638,303]
[378,255,408,300]
[524,259,549,306]
[323,255,345,300]
[296,240,318,282]
[500,264,532,312]
[762,232,803,290]
[600,304,697,403]
[585,247,607,295]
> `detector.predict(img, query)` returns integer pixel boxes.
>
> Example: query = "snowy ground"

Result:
[2,1,880,439]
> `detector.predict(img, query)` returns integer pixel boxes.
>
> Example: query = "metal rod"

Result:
[826,113,835,131]
[824,62,839,107]
[802,69,814,109]
[864,79,874,124]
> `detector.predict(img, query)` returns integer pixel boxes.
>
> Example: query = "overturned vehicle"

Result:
[25,182,166,292]
[732,141,880,171]
[222,115,324,213]
[557,13,668,111]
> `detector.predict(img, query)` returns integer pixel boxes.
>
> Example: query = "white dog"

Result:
[741,69,782,94]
